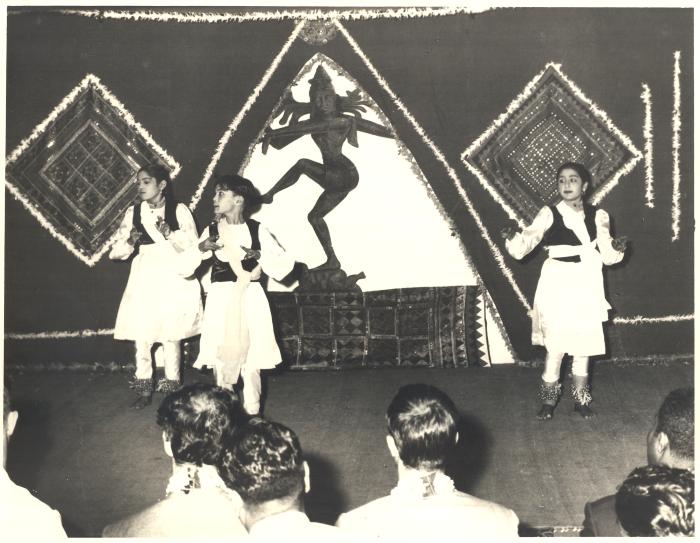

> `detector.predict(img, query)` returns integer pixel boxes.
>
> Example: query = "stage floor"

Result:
[5,359,693,537]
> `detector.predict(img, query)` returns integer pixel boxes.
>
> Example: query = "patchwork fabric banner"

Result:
[6,75,179,265]
[268,286,490,368]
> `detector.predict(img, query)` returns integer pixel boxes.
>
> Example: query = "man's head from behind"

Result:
[647,388,694,469]
[156,383,246,467]
[615,464,694,537]
[386,384,458,472]
[217,417,308,528]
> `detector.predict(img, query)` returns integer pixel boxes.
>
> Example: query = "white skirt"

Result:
[194,281,281,372]
[531,256,610,356]
[114,244,203,343]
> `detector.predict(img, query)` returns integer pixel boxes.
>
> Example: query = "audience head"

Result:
[156,383,245,467]
[647,387,694,469]
[213,174,263,218]
[3,379,19,467]
[615,464,694,537]
[217,417,308,528]
[386,384,459,472]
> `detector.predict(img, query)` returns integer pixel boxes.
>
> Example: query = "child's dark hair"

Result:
[556,162,592,195]
[156,383,246,466]
[214,174,263,218]
[138,163,179,230]
[386,384,458,471]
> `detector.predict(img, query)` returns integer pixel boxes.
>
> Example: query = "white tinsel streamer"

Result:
[8,313,692,341]
[462,63,642,226]
[613,314,693,325]
[53,7,479,23]
[188,20,305,210]
[640,83,654,208]
[671,51,682,241]
[6,328,114,340]
[6,73,180,266]
[336,21,522,358]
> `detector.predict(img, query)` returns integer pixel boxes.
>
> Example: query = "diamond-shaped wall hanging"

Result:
[6,74,180,266]
[462,63,641,226]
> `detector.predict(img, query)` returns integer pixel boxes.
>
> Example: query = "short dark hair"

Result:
[615,464,694,537]
[156,383,245,466]
[386,384,458,471]
[656,387,694,460]
[217,418,305,505]
[214,174,263,218]
[556,162,592,193]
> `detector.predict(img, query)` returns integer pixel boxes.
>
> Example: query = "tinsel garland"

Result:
[462,63,642,227]
[336,20,530,332]
[671,51,682,241]
[52,7,480,23]
[188,20,305,210]
[5,328,114,340]
[5,73,180,266]
[6,313,691,341]
[640,83,654,208]
[612,314,693,325]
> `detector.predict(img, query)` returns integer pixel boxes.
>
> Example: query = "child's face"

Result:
[213,185,244,216]
[557,168,588,201]
[136,171,165,202]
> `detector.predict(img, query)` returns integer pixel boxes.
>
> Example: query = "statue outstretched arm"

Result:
[354,117,394,139]
[262,118,347,154]
[275,91,311,126]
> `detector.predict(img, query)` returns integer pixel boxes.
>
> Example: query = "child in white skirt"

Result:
[110,164,203,408]
[194,174,294,415]
[502,162,628,420]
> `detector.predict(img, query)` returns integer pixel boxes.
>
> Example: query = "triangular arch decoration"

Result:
[189,19,519,361]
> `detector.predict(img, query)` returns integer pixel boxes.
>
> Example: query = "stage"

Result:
[5,358,692,537]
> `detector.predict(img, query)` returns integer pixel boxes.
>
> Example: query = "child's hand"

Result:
[250,264,262,281]
[128,227,142,246]
[199,234,223,252]
[155,217,171,239]
[241,246,261,260]
[612,236,628,252]
[501,226,518,241]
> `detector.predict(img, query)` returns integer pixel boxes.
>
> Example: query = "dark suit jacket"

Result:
[581,494,622,537]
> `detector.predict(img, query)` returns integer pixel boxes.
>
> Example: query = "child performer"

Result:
[194,174,294,415]
[110,164,203,409]
[501,162,627,420]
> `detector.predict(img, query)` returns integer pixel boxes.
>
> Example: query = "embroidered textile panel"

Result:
[465,66,635,223]
[6,81,172,262]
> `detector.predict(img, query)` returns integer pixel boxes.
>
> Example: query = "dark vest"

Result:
[132,202,181,246]
[210,219,262,283]
[132,203,154,245]
[544,204,598,262]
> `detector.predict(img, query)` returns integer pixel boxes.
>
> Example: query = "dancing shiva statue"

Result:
[261,65,393,272]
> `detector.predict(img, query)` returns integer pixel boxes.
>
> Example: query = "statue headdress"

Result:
[309,65,335,97]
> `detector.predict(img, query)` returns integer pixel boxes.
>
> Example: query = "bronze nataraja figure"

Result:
[262,65,393,271]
